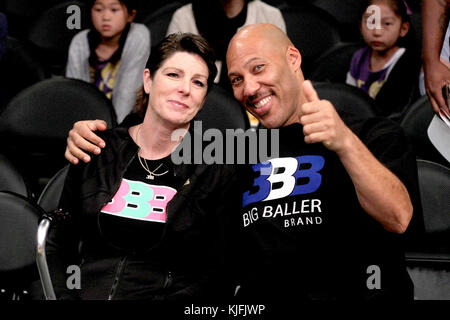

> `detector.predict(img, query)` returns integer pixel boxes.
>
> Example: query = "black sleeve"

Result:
[358,117,424,240]
[118,112,143,128]
[45,164,84,300]
[205,165,243,300]
[375,49,422,120]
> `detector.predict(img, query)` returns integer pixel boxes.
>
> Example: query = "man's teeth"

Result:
[254,95,272,109]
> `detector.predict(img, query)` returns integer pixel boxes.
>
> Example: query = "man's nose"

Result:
[243,77,260,99]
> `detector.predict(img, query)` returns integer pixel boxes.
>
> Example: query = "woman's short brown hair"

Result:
[135,33,217,117]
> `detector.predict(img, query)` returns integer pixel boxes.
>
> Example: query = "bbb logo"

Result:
[243,155,325,207]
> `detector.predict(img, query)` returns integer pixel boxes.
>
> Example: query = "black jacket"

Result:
[46,126,241,300]
[374,47,422,121]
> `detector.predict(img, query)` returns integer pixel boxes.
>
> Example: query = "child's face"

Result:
[91,0,134,40]
[360,1,409,53]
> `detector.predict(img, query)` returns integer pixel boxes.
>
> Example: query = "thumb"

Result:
[92,119,108,131]
[302,80,320,103]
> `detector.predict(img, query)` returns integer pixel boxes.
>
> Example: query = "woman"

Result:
[47,33,241,300]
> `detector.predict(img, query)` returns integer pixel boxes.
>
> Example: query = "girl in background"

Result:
[66,0,150,123]
[346,0,421,120]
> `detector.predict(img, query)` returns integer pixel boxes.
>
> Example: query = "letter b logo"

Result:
[242,155,324,206]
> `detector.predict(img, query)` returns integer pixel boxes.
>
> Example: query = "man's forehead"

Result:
[228,37,272,61]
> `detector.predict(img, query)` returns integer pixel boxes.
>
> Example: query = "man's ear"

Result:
[143,69,152,94]
[400,21,410,37]
[286,46,302,72]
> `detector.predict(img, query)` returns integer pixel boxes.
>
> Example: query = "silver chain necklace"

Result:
[135,124,169,180]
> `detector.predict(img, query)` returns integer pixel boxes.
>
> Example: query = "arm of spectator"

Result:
[113,24,150,123]
[166,9,183,35]
[299,81,413,234]
[422,0,450,114]
[65,120,107,164]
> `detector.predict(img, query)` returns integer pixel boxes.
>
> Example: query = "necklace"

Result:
[135,124,169,180]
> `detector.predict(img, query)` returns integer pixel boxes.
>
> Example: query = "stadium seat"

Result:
[280,4,341,78]
[27,1,91,75]
[2,0,62,39]
[195,84,249,132]
[405,160,450,300]
[314,82,380,129]
[309,0,365,42]
[0,154,32,199]
[0,191,43,300]
[310,42,364,83]
[400,95,449,167]
[0,37,47,111]
[37,165,69,213]
[0,77,117,194]
[142,1,184,49]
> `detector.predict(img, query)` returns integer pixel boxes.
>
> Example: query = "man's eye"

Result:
[254,64,264,72]
[231,77,242,85]
[167,73,179,78]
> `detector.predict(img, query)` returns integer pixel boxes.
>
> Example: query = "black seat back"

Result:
[400,95,449,167]
[314,82,380,129]
[194,84,249,132]
[0,77,116,193]
[0,154,32,198]
[27,1,91,74]
[280,4,341,77]
[0,191,43,300]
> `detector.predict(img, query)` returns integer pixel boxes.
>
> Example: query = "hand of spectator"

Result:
[65,120,107,164]
[299,80,353,154]
[424,59,450,114]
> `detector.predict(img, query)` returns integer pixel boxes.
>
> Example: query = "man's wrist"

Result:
[335,128,358,159]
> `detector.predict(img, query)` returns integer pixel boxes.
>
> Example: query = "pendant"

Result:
[146,174,154,180]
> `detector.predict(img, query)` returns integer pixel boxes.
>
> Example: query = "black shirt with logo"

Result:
[237,118,419,300]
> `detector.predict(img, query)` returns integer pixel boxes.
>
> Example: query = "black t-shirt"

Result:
[98,154,184,253]
[237,119,418,300]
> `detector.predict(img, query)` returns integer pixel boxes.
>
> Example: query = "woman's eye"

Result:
[194,80,205,87]
[167,73,179,78]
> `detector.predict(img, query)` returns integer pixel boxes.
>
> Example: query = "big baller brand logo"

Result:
[101,179,177,223]
[243,155,325,207]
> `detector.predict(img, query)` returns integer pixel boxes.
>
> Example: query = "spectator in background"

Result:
[0,12,7,61]
[421,0,450,115]
[167,0,286,88]
[66,0,150,123]
[346,0,421,120]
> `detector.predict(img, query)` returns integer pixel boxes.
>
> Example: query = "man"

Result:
[64,24,417,300]
[226,24,415,300]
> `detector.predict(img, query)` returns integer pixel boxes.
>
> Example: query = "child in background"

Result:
[66,0,150,123]
[346,0,421,120]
